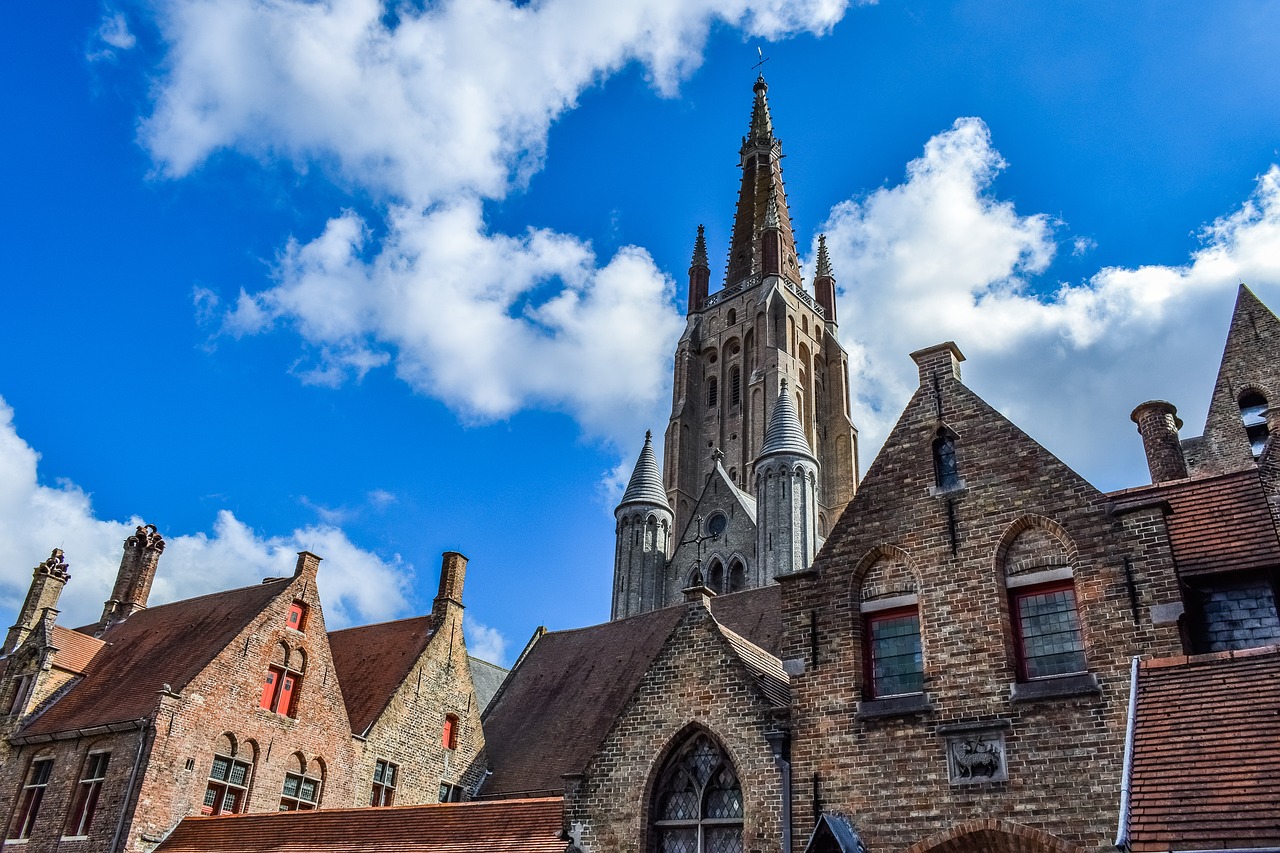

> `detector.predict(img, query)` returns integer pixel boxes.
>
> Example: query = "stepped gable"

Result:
[481,585,780,797]
[329,614,435,736]
[1109,468,1280,577]
[1126,647,1280,850]
[20,580,288,737]
[153,797,567,853]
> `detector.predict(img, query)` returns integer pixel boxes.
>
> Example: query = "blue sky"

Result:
[3,1,1280,664]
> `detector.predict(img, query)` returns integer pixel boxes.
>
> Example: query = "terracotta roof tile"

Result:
[154,796,566,853]
[329,615,434,736]
[1127,646,1280,850]
[1109,470,1280,577]
[20,580,289,738]
[480,586,779,798]
[49,625,104,674]
[717,624,789,708]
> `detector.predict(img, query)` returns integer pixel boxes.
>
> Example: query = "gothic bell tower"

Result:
[662,75,859,544]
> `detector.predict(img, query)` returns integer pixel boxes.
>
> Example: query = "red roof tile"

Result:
[49,625,103,674]
[480,586,780,798]
[20,580,289,738]
[329,615,435,736]
[154,796,566,853]
[1110,470,1280,577]
[1127,646,1280,850]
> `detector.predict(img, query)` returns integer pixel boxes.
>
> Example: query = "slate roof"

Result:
[469,656,509,713]
[480,586,781,798]
[329,615,435,736]
[1109,469,1280,577]
[153,796,567,853]
[618,431,671,510]
[20,580,288,738]
[49,625,104,674]
[1126,646,1280,850]
[759,383,815,460]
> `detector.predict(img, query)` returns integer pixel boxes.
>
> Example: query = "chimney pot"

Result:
[1130,400,1189,484]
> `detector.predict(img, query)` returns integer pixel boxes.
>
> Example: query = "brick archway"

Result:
[905,819,1082,853]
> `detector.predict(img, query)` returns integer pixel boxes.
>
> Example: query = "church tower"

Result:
[613,75,860,618]
[663,75,858,544]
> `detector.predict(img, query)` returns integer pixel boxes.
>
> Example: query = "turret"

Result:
[612,431,674,619]
[3,549,70,656]
[688,225,710,314]
[813,234,837,323]
[755,381,820,579]
[99,523,165,631]
[1131,400,1189,484]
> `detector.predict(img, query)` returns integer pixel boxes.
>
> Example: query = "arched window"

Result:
[203,735,254,816]
[933,429,960,491]
[259,643,304,718]
[650,732,742,853]
[443,714,459,751]
[706,559,725,594]
[730,367,741,407]
[726,559,746,594]
[726,308,736,326]
[286,600,308,632]
[1239,391,1269,456]
[999,519,1088,683]
[280,754,323,811]
[707,377,718,408]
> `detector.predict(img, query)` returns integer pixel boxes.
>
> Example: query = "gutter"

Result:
[11,718,149,746]
[764,729,791,853]
[111,718,152,853]
[1115,657,1140,850]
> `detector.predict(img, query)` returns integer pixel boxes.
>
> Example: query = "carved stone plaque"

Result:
[945,729,1007,784]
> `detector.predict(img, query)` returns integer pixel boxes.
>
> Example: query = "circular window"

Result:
[707,513,728,537]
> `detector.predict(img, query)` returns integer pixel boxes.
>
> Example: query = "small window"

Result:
[730,367,742,407]
[442,714,460,751]
[5,673,34,716]
[1011,582,1087,680]
[706,513,728,538]
[286,601,308,632]
[280,770,322,811]
[1239,391,1270,457]
[371,760,398,807]
[439,782,464,803]
[707,377,718,408]
[8,758,53,840]
[259,666,302,717]
[933,429,960,491]
[65,752,110,837]
[727,308,737,325]
[203,753,252,816]
[865,607,923,698]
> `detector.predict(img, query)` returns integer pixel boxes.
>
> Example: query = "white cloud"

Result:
[464,614,509,667]
[225,199,685,444]
[88,10,137,61]
[822,118,1280,489]
[0,396,410,633]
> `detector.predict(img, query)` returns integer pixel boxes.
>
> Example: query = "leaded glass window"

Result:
[933,430,960,490]
[651,733,743,853]
[1013,582,1087,679]
[866,607,923,697]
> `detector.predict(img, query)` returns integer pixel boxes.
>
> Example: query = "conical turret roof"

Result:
[759,381,815,460]
[814,234,833,279]
[618,431,671,510]
[723,75,798,290]
[690,224,709,270]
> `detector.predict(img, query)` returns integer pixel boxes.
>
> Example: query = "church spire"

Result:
[813,234,837,322]
[759,380,816,461]
[724,75,799,291]
[687,225,710,314]
[618,431,671,510]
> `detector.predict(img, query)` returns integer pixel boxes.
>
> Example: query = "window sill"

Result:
[59,837,89,843]
[1009,672,1100,703]
[927,481,967,498]
[856,693,934,720]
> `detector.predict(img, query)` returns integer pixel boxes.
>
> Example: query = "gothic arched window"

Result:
[651,732,743,853]
[730,367,741,407]
[1239,391,1269,456]
[707,377,719,408]
[933,429,960,491]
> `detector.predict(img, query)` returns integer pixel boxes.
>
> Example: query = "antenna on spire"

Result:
[752,46,770,76]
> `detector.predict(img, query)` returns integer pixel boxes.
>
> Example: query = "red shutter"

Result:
[442,716,455,750]
[287,602,305,630]
[277,674,297,716]
[259,670,278,710]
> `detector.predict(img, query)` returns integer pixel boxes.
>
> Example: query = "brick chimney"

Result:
[1130,400,1189,484]
[434,552,468,618]
[99,524,165,629]
[4,549,70,655]
[910,342,965,386]
[294,550,323,580]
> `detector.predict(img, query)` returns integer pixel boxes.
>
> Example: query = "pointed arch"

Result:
[646,727,744,853]
[905,819,1082,853]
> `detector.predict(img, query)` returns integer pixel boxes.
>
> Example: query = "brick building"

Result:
[0,540,490,852]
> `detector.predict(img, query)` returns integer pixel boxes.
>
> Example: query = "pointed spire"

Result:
[759,380,815,459]
[687,225,710,314]
[691,225,709,270]
[815,234,832,278]
[619,431,672,509]
[723,76,798,290]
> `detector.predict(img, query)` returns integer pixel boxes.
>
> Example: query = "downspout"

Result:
[764,729,791,853]
[1115,657,1140,850]
[111,718,151,853]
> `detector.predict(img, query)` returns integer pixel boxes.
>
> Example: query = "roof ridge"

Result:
[328,613,433,636]
[1142,644,1280,669]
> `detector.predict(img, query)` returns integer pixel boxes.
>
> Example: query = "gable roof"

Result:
[49,625,104,674]
[1125,646,1280,850]
[480,585,780,798]
[468,656,509,713]
[154,797,567,853]
[717,623,789,708]
[329,615,435,736]
[1109,469,1280,577]
[19,580,289,738]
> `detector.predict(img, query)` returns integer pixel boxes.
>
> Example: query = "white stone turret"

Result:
[755,381,820,579]
[613,432,674,619]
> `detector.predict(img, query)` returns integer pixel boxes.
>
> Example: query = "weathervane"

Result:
[752,46,770,76]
